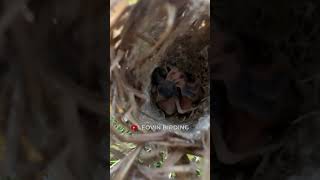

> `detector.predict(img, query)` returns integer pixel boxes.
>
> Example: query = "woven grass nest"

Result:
[110,0,210,179]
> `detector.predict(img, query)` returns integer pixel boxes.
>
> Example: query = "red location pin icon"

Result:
[130,124,138,132]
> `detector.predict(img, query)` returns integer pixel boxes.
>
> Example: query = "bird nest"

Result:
[110,0,210,179]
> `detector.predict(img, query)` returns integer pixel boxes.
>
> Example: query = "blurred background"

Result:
[0,0,107,179]
[212,0,320,179]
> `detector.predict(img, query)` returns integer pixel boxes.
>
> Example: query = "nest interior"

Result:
[111,0,210,135]
[110,1,210,179]
[139,20,210,134]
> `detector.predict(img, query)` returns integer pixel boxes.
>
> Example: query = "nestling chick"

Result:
[151,67,167,86]
[156,80,179,115]
[179,73,204,111]
[151,67,179,115]
[151,66,203,115]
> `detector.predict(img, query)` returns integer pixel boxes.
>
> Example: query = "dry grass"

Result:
[110,0,210,179]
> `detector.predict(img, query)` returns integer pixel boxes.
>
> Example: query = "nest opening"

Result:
[110,1,210,179]
[111,0,210,138]
[138,23,210,136]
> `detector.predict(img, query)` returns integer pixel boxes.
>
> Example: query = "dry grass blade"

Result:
[153,164,196,173]
[134,2,176,68]
[201,131,210,180]
[138,148,162,161]
[162,150,184,167]
[110,50,125,75]
[111,148,126,160]
[114,146,143,180]
[150,141,201,148]
[111,126,190,144]
[110,0,129,29]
